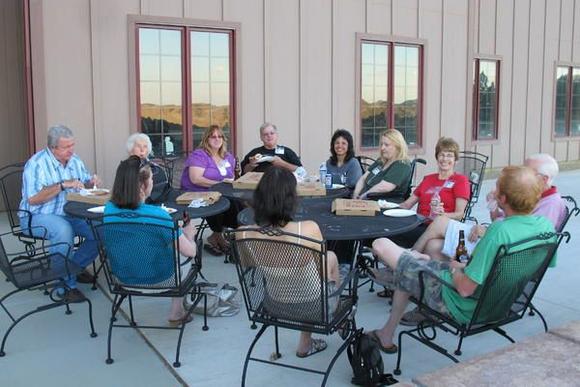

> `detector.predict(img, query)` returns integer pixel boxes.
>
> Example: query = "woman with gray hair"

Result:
[126,133,171,203]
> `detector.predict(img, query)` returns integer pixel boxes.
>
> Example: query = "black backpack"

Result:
[347,330,398,386]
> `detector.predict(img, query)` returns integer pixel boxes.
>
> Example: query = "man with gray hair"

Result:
[20,125,101,302]
[241,122,302,174]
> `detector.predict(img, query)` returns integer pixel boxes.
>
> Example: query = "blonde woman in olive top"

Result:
[353,129,411,200]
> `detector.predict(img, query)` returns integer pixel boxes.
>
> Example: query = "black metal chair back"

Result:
[557,195,579,234]
[394,232,557,375]
[225,226,359,386]
[454,151,488,220]
[0,168,25,231]
[468,233,557,326]
[356,156,376,173]
[94,213,200,293]
[0,230,97,356]
[93,213,206,367]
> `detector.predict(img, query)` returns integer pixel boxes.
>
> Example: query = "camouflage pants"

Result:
[394,251,450,316]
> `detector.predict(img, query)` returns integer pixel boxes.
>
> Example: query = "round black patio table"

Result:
[64,189,230,222]
[237,198,424,241]
[213,182,351,203]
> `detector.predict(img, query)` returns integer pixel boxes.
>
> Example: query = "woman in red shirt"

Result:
[400,137,470,219]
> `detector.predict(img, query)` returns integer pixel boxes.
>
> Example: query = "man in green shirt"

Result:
[366,166,555,353]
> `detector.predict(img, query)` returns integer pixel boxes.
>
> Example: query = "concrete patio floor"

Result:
[1,170,579,387]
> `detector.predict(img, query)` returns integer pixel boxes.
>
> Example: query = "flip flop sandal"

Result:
[296,338,327,358]
[204,243,223,256]
[168,313,194,327]
[367,330,398,354]
[377,288,393,298]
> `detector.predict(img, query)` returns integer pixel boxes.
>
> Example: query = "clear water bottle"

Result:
[319,163,327,186]
[429,188,441,219]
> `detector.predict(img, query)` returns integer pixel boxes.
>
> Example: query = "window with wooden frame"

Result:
[135,23,236,156]
[472,58,500,141]
[554,65,580,138]
[359,40,423,148]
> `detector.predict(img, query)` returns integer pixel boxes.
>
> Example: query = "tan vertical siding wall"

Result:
[0,0,28,167]
[27,0,580,186]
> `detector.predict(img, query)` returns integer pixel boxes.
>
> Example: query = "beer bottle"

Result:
[455,230,469,263]
[234,157,241,180]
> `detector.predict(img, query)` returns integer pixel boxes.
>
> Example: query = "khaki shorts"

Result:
[394,251,450,316]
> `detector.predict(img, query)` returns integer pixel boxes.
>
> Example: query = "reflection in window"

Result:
[137,25,235,157]
[191,31,231,147]
[139,28,183,157]
[554,65,580,137]
[473,59,499,140]
[360,41,422,148]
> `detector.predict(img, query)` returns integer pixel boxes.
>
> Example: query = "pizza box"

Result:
[331,198,379,216]
[232,172,264,190]
[175,191,222,205]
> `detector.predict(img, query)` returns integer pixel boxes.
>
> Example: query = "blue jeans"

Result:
[23,214,98,288]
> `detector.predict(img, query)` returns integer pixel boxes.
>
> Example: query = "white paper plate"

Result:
[377,200,399,209]
[162,207,178,214]
[331,183,345,189]
[87,206,105,214]
[255,155,274,163]
[383,209,416,217]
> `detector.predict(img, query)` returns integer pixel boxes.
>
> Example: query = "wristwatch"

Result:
[59,181,65,191]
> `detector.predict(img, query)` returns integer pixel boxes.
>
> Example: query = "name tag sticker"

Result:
[444,181,455,189]
[275,146,285,155]
[223,160,231,168]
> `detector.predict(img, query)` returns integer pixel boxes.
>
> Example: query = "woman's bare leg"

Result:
[412,216,451,253]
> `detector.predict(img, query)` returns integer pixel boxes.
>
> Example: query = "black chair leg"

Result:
[241,325,268,387]
[202,293,209,331]
[274,326,281,359]
[84,298,98,338]
[106,295,125,365]
[321,330,357,387]
[128,296,136,326]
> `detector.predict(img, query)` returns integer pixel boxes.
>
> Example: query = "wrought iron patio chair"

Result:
[455,151,489,221]
[225,227,359,387]
[524,195,579,330]
[393,232,558,375]
[94,214,207,367]
[356,155,376,173]
[0,167,46,256]
[0,229,97,357]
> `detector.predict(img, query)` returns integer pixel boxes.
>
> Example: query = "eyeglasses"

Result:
[437,152,456,160]
[209,135,224,139]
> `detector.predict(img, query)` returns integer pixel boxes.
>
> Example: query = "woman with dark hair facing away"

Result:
[105,156,197,326]
[180,125,238,256]
[241,166,341,358]
[325,129,362,188]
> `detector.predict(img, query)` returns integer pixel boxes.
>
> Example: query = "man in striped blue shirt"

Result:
[20,125,101,302]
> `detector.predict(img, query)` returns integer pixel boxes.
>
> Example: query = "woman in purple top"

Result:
[181,125,235,191]
[180,125,237,255]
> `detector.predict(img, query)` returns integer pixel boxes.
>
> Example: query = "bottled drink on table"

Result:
[319,163,327,186]
[234,157,241,180]
[455,230,469,263]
